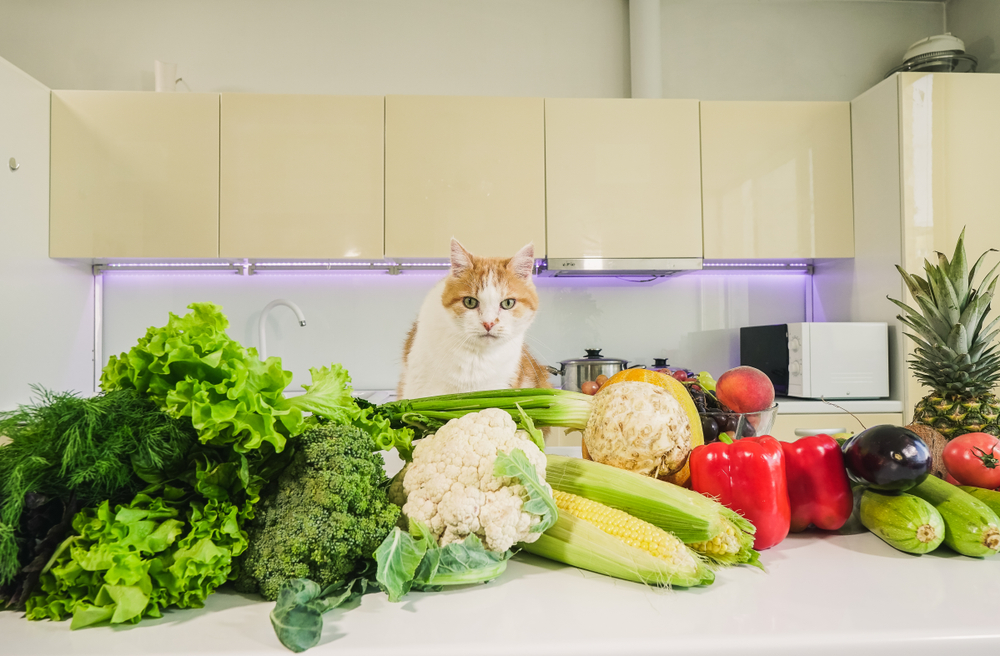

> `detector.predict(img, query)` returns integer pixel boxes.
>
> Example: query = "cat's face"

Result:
[441,240,538,346]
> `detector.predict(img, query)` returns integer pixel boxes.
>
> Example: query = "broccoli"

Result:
[234,422,400,601]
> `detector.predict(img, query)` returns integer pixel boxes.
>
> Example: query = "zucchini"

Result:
[908,475,1000,557]
[958,486,1000,518]
[859,490,944,554]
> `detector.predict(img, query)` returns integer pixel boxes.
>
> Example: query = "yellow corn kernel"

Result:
[552,490,697,572]
[689,524,740,557]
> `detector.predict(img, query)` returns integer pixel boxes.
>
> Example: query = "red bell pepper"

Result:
[781,434,854,532]
[690,435,790,550]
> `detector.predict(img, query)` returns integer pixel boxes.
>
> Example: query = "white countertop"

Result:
[4,531,999,656]
[774,396,904,414]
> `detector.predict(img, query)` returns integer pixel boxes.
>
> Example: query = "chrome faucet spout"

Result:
[258,299,307,360]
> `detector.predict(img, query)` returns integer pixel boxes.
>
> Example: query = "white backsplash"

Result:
[102,270,809,392]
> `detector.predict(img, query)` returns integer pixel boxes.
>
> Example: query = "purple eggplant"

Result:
[841,424,931,491]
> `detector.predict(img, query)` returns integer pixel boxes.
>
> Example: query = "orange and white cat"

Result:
[397,239,551,399]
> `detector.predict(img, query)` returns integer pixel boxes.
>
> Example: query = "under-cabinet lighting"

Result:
[91,259,814,276]
[701,261,813,273]
[94,262,244,274]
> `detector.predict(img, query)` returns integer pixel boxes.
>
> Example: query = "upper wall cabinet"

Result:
[701,101,854,259]
[219,94,384,259]
[545,98,702,259]
[49,91,220,258]
[384,95,545,259]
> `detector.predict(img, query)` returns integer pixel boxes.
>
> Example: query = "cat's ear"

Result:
[450,238,474,277]
[509,243,535,279]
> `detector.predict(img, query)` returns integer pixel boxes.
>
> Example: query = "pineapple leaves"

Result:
[925,259,962,326]
[888,292,950,340]
[946,228,970,306]
[947,324,970,357]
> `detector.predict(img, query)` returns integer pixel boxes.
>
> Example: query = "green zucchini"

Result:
[859,490,944,554]
[957,486,1000,518]
[908,476,1000,557]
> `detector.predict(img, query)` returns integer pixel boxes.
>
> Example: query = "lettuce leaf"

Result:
[101,303,367,454]
[24,491,248,629]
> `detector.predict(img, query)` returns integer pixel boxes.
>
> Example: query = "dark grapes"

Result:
[701,416,720,443]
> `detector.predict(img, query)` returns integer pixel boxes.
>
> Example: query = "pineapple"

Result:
[889,228,1000,438]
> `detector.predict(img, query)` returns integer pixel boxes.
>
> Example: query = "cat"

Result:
[397,239,551,399]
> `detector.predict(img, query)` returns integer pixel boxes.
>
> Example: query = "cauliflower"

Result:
[401,408,552,553]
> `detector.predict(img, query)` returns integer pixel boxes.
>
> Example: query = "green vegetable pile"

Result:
[0,388,198,608]
[2,302,414,629]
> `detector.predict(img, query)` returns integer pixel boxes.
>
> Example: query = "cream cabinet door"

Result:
[545,98,702,259]
[770,413,904,442]
[50,91,219,258]
[384,95,545,259]
[219,94,384,259]
[701,102,854,259]
[897,72,1000,414]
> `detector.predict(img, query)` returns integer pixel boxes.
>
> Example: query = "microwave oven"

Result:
[740,322,889,399]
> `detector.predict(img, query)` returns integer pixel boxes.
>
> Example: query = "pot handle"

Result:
[545,365,562,376]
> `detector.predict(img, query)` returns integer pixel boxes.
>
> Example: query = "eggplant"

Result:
[841,424,932,492]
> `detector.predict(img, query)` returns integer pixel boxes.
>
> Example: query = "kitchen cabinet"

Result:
[770,413,904,442]
[544,98,702,259]
[384,95,545,259]
[219,94,384,259]
[821,72,1000,420]
[49,91,220,258]
[701,101,855,259]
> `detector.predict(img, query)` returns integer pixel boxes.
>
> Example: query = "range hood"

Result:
[539,257,703,277]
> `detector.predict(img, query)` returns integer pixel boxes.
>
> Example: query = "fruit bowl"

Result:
[699,404,778,443]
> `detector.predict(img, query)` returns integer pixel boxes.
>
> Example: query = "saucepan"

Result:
[547,349,636,393]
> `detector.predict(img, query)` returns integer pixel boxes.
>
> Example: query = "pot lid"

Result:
[885,32,978,78]
[903,33,965,61]
[559,348,628,366]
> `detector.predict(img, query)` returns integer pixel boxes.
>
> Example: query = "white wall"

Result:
[660,0,944,101]
[0,56,93,411]
[947,0,1000,73]
[0,0,630,97]
[0,0,944,101]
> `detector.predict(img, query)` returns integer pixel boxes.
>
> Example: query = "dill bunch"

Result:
[0,387,198,587]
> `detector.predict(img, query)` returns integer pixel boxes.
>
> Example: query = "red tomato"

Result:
[942,432,1000,489]
[671,370,688,382]
[581,381,600,395]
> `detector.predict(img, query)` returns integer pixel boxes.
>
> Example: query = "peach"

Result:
[716,366,775,413]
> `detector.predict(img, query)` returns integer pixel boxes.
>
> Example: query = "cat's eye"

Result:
[463,296,479,309]
[500,298,516,310]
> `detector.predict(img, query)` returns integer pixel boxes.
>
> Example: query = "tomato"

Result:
[942,432,1000,489]
[671,370,688,382]
[580,381,600,395]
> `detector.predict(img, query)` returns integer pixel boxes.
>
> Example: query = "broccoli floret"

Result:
[234,422,400,600]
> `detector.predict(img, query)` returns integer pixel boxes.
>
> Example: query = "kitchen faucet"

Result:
[258,299,306,360]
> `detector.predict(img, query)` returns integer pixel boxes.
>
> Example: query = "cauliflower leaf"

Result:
[494,449,558,533]
[374,520,509,603]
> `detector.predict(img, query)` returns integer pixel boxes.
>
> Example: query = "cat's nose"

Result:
[482,320,497,332]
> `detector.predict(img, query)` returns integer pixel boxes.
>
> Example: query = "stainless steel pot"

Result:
[546,349,630,392]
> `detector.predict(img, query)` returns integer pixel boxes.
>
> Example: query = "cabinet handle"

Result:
[794,428,848,437]
[9,157,18,171]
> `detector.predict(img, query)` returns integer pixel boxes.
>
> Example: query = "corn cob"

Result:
[551,490,697,571]
[545,454,761,568]
[521,491,715,587]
